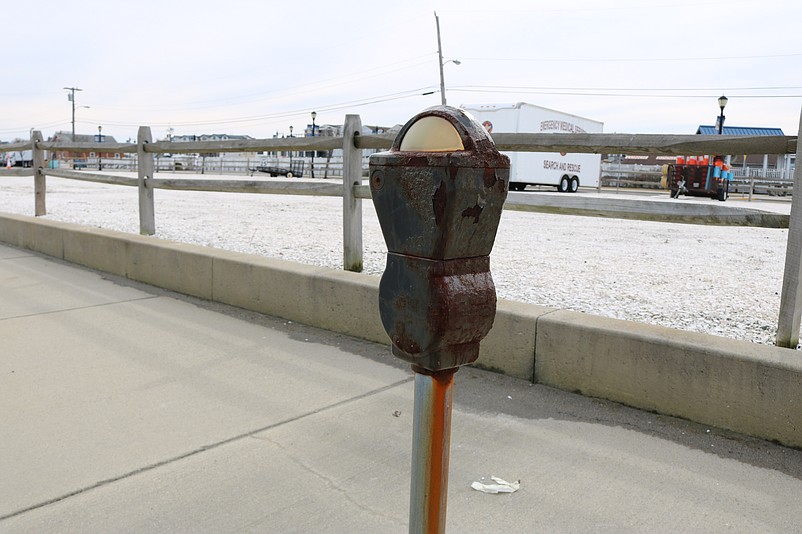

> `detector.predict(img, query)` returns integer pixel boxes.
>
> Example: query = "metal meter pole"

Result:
[369,106,510,534]
[409,368,456,533]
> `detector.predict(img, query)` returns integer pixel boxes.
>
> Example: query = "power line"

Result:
[457,84,802,92]
[0,118,73,135]
[461,52,802,63]
[0,85,437,137]
[451,86,802,99]
[80,87,436,130]
[91,54,437,114]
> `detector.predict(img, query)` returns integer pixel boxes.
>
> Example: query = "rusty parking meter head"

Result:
[369,105,510,372]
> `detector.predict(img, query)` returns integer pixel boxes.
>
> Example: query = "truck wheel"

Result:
[569,177,579,192]
[558,176,570,192]
[717,188,727,201]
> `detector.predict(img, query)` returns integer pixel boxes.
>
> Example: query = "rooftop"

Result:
[696,125,785,136]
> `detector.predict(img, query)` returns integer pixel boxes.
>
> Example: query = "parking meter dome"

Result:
[369,106,509,261]
[399,116,464,152]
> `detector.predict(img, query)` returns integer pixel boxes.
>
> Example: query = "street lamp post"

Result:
[289,125,294,174]
[435,12,460,105]
[310,111,317,179]
[97,125,103,170]
[717,96,729,201]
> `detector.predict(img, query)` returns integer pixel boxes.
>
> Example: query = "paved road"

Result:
[1,243,801,533]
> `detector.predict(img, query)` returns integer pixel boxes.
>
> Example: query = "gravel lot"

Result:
[0,172,794,346]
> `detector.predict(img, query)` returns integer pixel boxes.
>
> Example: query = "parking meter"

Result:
[369,106,509,534]
[369,105,510,372]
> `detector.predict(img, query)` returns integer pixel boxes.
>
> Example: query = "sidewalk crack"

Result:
[0,376,413,522]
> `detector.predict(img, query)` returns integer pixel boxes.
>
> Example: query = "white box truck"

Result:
[460,102,603,192]
[1,150,33,168]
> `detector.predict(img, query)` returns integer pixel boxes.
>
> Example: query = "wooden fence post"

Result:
[31,130,46,216]
[776,108,802,348]
[342,114,363,272]
[137,126,156,235]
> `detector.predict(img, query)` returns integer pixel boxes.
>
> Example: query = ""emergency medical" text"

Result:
[540,121,587,133]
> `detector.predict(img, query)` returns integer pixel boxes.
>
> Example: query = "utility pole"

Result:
[435,12,446,105]
[63,87,82,140]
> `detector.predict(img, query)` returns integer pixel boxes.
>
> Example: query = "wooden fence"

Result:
[66,154,351,178]
[3,113,802,347]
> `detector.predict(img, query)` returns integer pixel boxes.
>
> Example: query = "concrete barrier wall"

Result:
[536,310,801,448]
[1,212,800,448]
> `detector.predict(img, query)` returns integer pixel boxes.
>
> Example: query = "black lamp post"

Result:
[97,125,103,170]
[310,111,317,179]
[289,125,293,173]
[717,95,728,135]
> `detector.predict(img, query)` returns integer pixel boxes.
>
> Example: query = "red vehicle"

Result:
[664,156,730,201]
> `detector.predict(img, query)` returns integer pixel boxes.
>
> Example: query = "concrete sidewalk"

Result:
[1,243,801,533]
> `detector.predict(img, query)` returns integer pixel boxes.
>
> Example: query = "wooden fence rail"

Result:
[3,114,802,348]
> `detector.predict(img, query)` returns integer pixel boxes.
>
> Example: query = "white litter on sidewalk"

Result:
[471,476,521,494]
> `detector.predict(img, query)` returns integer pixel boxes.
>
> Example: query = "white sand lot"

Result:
[0,172,794,346]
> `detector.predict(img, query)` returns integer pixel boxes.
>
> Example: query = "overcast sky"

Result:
[2,0,800,143]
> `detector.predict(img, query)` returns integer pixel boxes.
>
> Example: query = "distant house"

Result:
[50,131,121,165]
[290,123,396,160]
[170,133,256,158]
[695,125,784,136]
[695,125,791,173]
[605,125,793,179]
